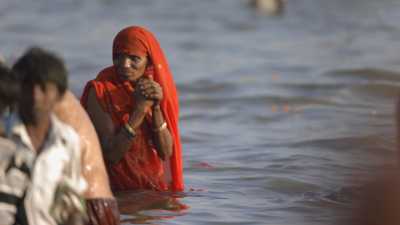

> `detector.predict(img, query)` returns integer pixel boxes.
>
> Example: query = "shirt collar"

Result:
[11,114,59,153]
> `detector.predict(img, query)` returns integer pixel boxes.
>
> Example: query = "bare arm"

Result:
[86,76,173,163]
[85,87,148,164]
[137,78,173,160]
[54,91,113,199]
[151,104,173,160]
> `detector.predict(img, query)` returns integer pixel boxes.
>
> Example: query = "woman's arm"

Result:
[137,78,173,160]
[85,87,148,164]
[150,104,173,160]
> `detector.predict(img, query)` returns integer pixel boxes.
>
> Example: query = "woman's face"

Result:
[113,53,148,82]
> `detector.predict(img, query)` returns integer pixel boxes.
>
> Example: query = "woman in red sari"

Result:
[81,26,183,192]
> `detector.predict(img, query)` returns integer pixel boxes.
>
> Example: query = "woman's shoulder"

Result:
[95,66,116,82]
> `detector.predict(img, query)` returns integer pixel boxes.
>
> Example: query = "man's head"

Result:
[0,63,20,113]
[0,63,20,135]
[12,47,68,123]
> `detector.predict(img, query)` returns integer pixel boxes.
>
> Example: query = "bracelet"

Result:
[153,122,167,132]
[152,104,161,110]
[123,123,136,139]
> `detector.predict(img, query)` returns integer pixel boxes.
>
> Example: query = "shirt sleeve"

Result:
[0,149,31,225]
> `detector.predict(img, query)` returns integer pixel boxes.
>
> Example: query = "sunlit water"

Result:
[2,0,400,224]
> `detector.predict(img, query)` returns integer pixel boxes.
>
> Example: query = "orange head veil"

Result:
[113,26,184,191]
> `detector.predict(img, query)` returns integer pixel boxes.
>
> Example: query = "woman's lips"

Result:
[118,69,134,77]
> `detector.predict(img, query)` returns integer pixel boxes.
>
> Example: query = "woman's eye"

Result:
[130,56,141,63]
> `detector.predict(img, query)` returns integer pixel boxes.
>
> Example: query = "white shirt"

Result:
[11,114,87,225]
[0,136,32,225]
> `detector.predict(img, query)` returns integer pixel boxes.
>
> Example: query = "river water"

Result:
[1,0,400,224]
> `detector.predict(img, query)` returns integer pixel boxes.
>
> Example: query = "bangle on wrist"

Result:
[152,104,161,110]
[123,123,136,139]
[153,122,167,132]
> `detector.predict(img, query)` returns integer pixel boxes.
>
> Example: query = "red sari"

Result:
[81,26,184,192]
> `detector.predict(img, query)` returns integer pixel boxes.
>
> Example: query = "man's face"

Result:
[20,82,61,122]
[33,83,60,115]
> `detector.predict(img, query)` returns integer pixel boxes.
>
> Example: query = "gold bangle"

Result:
[153,122,167,132]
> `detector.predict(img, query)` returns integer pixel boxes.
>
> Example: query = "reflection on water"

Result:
[117,191,188,224]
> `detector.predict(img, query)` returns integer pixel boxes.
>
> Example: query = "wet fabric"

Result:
[86,198,120,225]
[0,137,32,225]
[81,26,183,192]
[10,114,87,225]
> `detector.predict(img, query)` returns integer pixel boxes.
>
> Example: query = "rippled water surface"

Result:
[2,0,400,224]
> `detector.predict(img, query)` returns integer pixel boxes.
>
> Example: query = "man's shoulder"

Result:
[0,137,17,159]
[0,137,33,173]
[51,115,80,147]
[0,136,17,150]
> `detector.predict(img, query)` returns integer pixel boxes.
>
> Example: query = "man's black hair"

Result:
[0,63,20,107]
[12,47,68,95]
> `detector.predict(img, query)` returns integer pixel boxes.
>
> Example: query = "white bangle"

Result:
[153,122,167,132]
[123,123,136,139]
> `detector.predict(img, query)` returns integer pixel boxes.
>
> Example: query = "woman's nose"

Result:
[121,57,131,68]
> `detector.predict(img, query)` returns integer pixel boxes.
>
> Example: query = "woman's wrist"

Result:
[127,106,147,129]
[153,121,167,132]
[152,103,161,111]
[136,102,148,113]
